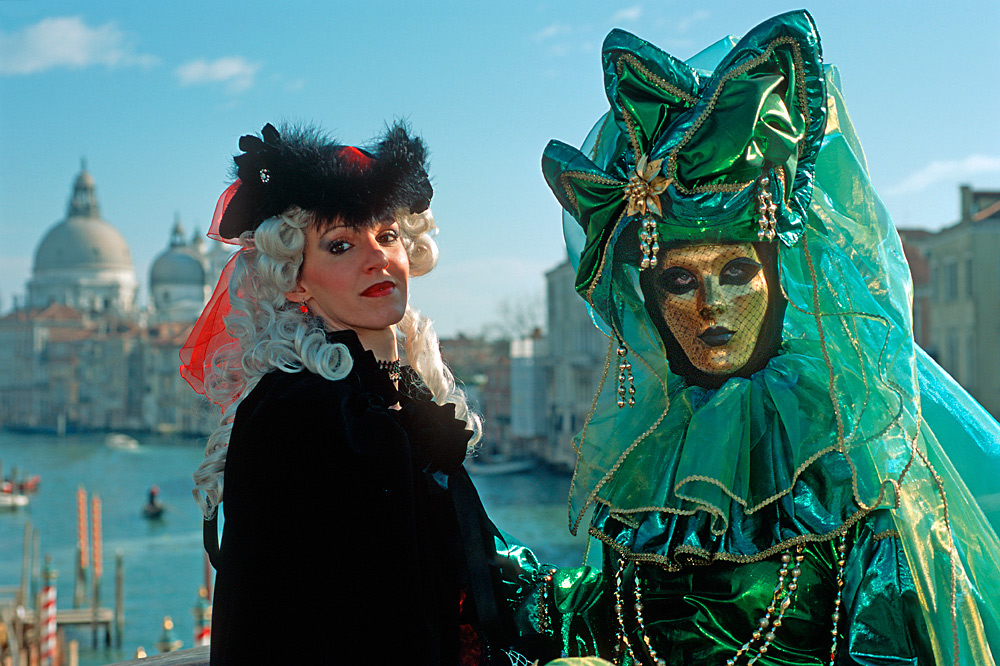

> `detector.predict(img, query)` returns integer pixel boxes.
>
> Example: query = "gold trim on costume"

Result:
[666,37,810,196]
[587,507,869,572]
[558,170,625,214]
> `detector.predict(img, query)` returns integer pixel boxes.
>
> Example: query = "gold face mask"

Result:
[650,243,769,375]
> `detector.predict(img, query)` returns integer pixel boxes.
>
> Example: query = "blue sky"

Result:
[2,1,998,337]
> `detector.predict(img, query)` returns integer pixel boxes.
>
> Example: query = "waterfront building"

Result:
[509,331,549,460]
[0,166,224,435]
[899,185,1000,417]
[143,321,217,434]
[898,229,933,351]
[438,335,515,460]
[539,259,609,469]
[0,304,88,431]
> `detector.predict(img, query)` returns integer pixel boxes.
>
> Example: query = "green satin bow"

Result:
[542,10,827,309]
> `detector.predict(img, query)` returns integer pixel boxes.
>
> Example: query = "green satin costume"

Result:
[519,11,1000,666]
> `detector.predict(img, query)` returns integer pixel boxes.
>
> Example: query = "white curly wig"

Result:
[192,206,482,519]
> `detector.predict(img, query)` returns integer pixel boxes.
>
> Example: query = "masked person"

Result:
[533,11,1000,665]
[182,123,531,665]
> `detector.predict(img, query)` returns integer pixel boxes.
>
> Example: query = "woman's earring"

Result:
[299,302,309,315]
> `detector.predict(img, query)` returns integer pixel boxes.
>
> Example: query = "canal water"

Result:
[0,430,587,665]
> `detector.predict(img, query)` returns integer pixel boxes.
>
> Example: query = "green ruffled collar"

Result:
[576,343,895,568]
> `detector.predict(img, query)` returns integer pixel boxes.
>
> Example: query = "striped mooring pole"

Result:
[41,554,57,666]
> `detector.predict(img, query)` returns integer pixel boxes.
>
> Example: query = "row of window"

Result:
[929,258,974,301]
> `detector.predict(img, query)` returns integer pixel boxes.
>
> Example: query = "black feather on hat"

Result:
[217,122,433,240]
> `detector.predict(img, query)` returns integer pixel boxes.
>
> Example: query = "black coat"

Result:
[209,330,501,665]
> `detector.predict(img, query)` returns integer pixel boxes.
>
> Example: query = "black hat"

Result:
[218,122,433,240]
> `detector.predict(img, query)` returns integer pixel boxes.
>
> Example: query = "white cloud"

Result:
[0,16,157,76]
[673,10,710,34]
[533,23,572,42]
[885,155,1000,196]
[611,5,643,23]
[175,57,260,94]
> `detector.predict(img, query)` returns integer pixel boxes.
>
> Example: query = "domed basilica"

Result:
[0,164,230,435]
[27,162,229,321]
[29,166,138,313]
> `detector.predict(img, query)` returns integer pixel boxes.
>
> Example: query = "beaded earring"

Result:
[757,175,778,241]
[639,216,660,270]
[616,341,636,408]
[299,302,308,314]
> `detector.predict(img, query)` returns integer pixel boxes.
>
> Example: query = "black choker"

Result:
[377,359,401,382]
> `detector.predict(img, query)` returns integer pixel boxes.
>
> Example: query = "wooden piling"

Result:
[73,487,88,609]
[114,552,124,648]
[90,496,102,650]
[19,523,30,609]
[55,628,65,666]
[30,530,39,606]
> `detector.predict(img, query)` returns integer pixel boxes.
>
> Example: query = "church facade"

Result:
[0,164,229,435]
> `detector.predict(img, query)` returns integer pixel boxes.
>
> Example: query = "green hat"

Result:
[542,10,827,311]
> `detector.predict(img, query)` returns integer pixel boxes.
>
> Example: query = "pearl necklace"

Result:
[613,533,848,666]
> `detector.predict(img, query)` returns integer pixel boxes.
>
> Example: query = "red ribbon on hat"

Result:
[179,181,244,409]
[180,145,378,409]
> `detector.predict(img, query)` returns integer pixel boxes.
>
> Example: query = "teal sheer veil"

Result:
[545,12,1000,665]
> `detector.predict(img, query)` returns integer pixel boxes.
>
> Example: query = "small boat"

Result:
[1,475,39,495]
[142,485,165,519]
[17,474,42,495]
[142,503,165,520]
[106,433,139,450]
[466,455,536,476]
[0,492,29,510]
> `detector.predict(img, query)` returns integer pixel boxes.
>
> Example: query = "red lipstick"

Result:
[361,281,395,297]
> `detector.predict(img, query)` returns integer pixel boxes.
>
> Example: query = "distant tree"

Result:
[483,291,545,341]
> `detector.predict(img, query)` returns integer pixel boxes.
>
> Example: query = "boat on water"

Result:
[1,474,39,495]
[466,455,537,476]
[142,502,165,520]
[0,491,29,510]
[142,485,165,519]
[106,433,140,450]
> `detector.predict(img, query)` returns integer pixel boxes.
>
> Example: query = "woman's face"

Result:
[649,243,768,375]
[287,218,409,334]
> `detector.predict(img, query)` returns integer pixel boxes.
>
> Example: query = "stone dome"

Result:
[150,219,206,286]
[151,250,205,286]
[34,218,134,272]
[33,168,133,274]
[27,163,138,314]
